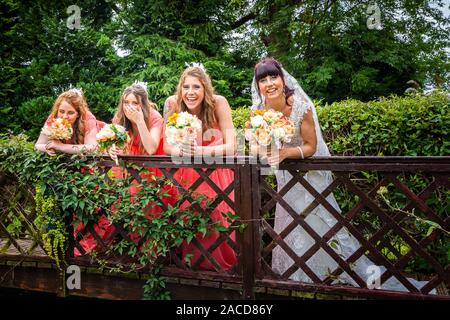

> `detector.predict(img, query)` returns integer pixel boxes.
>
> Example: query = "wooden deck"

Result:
[1,239,46,256]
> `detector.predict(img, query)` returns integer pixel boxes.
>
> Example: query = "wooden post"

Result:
[251,163,263,280]
[237,161,255,299]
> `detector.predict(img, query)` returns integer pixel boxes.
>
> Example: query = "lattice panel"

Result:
[258,169,449,294]
[0,176,47,257]
[71,162,240,275]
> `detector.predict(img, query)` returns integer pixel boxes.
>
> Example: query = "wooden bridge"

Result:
[0,156,449,300]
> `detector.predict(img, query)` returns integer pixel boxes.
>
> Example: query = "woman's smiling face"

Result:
[182,75,205,113]
[258,74,284,100]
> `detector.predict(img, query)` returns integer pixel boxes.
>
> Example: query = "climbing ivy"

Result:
[34,184,67,269]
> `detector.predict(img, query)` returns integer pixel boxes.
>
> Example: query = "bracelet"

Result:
[297,146,304,159]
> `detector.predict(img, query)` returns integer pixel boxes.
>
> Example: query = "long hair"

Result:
[50,91,89,144]
[112,84,157,153]
[254,57,295,106]
[172,66,216,130]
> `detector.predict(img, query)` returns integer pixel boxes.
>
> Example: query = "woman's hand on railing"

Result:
[44,141,59,156]
[252,144,291,166]
[108,145,121,164]
[179,140,199,157]
[265,149,287,166]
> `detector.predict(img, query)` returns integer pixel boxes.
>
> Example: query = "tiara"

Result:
[185,62,207,73]
[132,80,148,92]
[68,88,83,96]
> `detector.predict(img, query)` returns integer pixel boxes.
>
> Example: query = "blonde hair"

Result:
[112,84,157,153]
[173,66,216,130]
[50,91,89,144]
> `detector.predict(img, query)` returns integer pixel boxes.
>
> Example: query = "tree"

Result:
[0,0,120,134]
[1,0,449,136]
[225,0,450,102]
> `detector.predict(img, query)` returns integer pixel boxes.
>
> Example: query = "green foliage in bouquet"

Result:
[96,124,130,151]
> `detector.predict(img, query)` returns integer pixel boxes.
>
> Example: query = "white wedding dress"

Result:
[251,72,435,293]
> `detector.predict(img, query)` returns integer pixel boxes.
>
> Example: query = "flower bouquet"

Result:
[96,124,130,165]
[245,109,294,149]
[41,118,73,141]
[165,112,202,147]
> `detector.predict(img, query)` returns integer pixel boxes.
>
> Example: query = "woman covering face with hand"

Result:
[110,82,164,159]
[75,83,167,257]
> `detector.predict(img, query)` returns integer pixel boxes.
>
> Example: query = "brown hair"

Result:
[50,90,90,144]
[172,66,216,130]
[112,84,157,153]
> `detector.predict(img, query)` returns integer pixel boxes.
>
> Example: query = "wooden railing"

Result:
[0,156,449,300]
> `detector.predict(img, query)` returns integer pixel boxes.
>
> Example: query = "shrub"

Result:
[317,91,450,156]
[17,96,55,140]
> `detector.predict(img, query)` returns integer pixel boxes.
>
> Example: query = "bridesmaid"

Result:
[163,65,237,271]
[34,89,109,256]
[108,82,175,246]
[35,89,102,155]
[110,82,164,158]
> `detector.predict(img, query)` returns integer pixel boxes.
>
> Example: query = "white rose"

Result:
[191,118,202,130]
[250,115,265,128]
[166,126,185,145]
[97,127,115,140]
[272,127,286,140]
[176,116,188,127]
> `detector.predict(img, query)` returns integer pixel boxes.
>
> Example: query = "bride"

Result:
[250,57,434,293]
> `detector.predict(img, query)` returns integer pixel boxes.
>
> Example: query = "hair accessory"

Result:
[68,87,83,96]
[132,80,148,93]
[185,62,207,73]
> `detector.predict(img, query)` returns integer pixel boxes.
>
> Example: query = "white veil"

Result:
[251,67,331,158]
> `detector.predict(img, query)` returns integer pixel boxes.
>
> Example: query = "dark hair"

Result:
[254,57,295,105]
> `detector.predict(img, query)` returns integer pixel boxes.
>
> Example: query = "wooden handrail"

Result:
[1,156,449,299]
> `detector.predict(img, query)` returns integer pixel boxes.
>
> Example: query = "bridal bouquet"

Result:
[41,118,73,141]
[165,112,202,146]
[96,124,130,164]
[245,109,294,148]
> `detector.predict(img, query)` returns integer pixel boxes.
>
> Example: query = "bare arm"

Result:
[199,95,236,157]
[265,110,317,165]
[41,126,98,155]
[135,115,161,155]
[162,96,182,157]
[35,131,55,156]
[35,124,98,155]
[177,95,237,157]
[284,110,317,158]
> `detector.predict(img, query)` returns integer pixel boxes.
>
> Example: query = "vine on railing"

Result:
[0,133,236,299]
[34,184,67,269]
